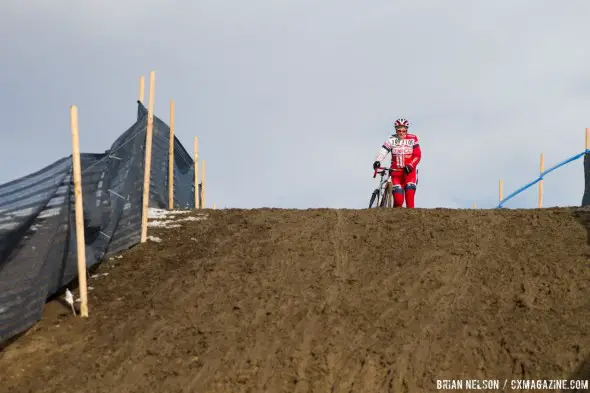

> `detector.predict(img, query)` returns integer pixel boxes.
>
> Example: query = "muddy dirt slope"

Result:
[1,207,590,393]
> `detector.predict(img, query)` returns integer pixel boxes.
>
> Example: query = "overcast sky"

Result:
[1,0,589,209]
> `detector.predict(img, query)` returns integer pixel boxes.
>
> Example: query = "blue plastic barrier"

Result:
[497,149,590,208]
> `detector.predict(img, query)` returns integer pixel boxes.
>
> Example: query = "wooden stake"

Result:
[168,100,175,210]
[586,127,589,150]
[213,203,216,210]
[201,159,206,209]
[472,202,476,209]
[539,153,544,208]
[194,137,199,208]
[69,105,89,318]
[499,179,503,203]
[140,71,156,243]
[139,76,145,103]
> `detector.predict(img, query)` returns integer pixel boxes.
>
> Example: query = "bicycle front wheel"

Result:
[369,189,380,208]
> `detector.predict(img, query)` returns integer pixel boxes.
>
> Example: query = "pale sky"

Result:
[1,1,589,209]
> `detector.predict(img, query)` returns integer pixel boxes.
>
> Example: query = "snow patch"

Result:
[148,209,208,229]
[148,208,192,219]
[149,221,182,228]
[147,207,209,236]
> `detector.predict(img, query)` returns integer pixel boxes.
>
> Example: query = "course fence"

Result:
[0,100,198,346]
[497,149,590,208]
[495,129,590,208]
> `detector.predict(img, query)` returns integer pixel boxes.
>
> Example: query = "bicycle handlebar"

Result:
[373,166,400,178]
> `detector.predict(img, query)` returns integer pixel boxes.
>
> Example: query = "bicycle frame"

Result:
[374,168,390,189]
[370,167,394,207]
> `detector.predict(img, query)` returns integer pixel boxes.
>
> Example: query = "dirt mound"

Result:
[1,207,590,393]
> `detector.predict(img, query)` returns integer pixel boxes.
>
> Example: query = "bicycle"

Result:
[369,166,396,208]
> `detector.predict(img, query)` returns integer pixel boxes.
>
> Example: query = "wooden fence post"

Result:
[140,71,156,243]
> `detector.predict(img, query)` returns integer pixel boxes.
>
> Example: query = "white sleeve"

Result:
[375,136,393,162]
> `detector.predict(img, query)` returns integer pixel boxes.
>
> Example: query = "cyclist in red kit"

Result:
[372,118,422,208]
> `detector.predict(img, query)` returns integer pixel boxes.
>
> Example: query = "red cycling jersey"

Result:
[375,133,422,171]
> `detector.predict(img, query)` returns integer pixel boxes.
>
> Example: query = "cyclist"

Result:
[372,118,422,208]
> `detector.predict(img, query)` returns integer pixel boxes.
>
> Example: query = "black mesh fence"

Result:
[583,152,590,207]
[0,101,197,345]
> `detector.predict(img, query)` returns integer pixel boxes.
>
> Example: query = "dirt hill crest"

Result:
[1,207,589,393]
